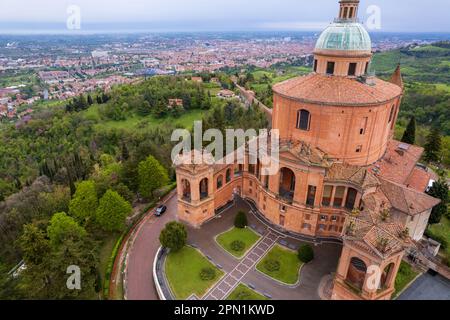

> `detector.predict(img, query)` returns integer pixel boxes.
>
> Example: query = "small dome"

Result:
[315,22,371,52]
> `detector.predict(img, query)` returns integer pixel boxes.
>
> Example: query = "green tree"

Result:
[426,179,449,224]
[47,212,87,248]
[95,190,132,232]
[19,224,51,265]
[69,180,98,223]
[401,116,416,145]
[137,100,151,116]
[159,221,187,252]
[138,155,169,199]
[234,211,248,229]
[424,127,442,163]
[298,244,314,263]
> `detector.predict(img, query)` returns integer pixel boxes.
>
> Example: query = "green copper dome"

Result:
[315,22,371,52]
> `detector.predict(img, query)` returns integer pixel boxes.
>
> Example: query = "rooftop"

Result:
[315,22,371,53]
[370,140,424,185]
[273,73,402,106]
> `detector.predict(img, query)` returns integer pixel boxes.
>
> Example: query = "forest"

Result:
[0,75,267,299]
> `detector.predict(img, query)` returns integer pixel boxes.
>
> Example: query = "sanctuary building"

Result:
[175,0,440,300]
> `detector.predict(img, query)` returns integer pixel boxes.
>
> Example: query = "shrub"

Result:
[236,290,251,300]
[159,221,187,252]
[263,259,280,272]
[230,240,245,252]
[298,244,314,263]
[234,211,248,229]
[199,267,216,281]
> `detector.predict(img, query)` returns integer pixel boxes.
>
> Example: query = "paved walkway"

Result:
[204,231,279,300]
[398,272,450,300]
[187,198,342,300]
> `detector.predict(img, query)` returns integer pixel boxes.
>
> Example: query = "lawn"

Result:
[393,261,420,298]
[226,284,268,300]
[427,216,450,264]
[165,246,224,299]
[216,227,260,258]
[87,106,205,132]
[256,245,303,285]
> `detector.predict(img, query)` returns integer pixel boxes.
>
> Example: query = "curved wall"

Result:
[272,93,401,166]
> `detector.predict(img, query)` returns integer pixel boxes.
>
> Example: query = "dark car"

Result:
[155,205,167,216]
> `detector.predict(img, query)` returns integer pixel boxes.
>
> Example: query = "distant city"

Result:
[1,31,449,120]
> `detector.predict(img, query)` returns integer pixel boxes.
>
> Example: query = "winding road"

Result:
[125,193,178,300]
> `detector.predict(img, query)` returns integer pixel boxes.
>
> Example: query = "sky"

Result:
[1,0,450,34]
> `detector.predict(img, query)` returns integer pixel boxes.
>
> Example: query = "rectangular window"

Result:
[326,62,335,75]
[356,145,363,153]
[320,215,327,221]
[360,117,368,135]
[334,186,345,207]
[297,109,311,131]
[313,59,318,72]
[331,216,338,222]
[280,205,287,212]
[307,185,317,207]
[280,215,285,227]
[348,63,357,76]
[365,62,369,74]
[322,185,333,206]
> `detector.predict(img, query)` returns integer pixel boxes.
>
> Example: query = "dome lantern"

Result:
[338,0,360,21]
[312,0,372,77]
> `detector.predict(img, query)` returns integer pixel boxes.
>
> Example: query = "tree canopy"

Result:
[95,190,132,232]
[138,155,169,199]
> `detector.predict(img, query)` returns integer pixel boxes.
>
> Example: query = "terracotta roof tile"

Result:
[273,73,402,106]
[370,140,424,185]
[379,178,441,216]
[405,167,432,193]
[326,163,379,188]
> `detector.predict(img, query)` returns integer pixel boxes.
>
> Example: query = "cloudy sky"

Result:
[1,0,450,33]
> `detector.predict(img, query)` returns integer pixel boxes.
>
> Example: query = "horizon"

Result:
[1,0,450,35]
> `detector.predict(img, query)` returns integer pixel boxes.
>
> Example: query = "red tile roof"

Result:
[370,140,424,185]
[405,167,432,193]
[273,73,402,106]
[379,178,440,216]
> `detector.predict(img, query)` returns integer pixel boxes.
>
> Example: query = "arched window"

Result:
[296,109,311,131]
[346,257,367,291]
[181,179,191,202]
[380,263,395,289]
[279,167,296,203]
[217,175,223,189]
[200,178,209,200]
[226,169,231,183]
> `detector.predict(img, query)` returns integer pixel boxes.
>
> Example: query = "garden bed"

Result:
[226,284,268,300]
[256,245,303,285]
[216,227,260,258]
[165,246,224,299]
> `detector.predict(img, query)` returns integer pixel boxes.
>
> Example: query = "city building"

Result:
[175,0,440,300]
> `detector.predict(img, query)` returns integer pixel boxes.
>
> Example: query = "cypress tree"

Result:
[424,127,442,163]
[401,116,416,145]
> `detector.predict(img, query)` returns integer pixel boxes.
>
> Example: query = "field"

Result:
[83,105,206,132]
